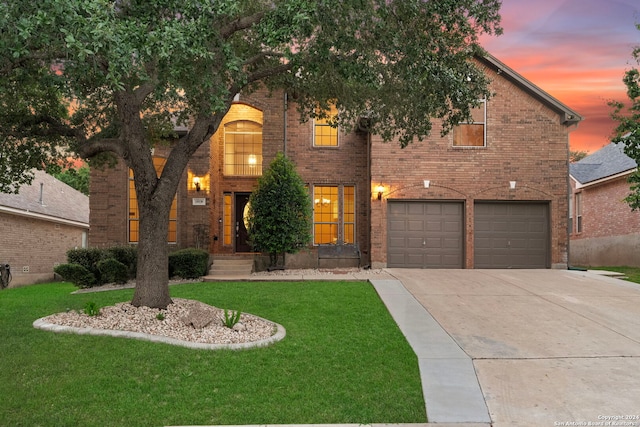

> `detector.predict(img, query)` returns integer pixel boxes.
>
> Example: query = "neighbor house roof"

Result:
[570,142,637,188]
[479,53,583,126]
[0,170,89,228]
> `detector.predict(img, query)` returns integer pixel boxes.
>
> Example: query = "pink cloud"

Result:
[480,0,640,152]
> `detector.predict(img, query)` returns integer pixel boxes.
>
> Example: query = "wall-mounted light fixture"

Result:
[423,180,430,189]
[188,170,209,193]
[509,181,517,190]
[375,184,385,201]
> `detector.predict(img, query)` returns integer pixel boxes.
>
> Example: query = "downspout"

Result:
[367,131,373,268]
[566,140,572,270]
[283,92,288,155]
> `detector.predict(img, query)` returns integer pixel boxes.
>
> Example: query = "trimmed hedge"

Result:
[97,258,129,284]
[169,248,209,279]
[66,247,105,282]
[56,246,208,288]
[53,263,96,288]
[105,246,137,278]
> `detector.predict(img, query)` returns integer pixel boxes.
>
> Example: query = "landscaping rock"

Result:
[181,305,217,329]
[232,322,247,332]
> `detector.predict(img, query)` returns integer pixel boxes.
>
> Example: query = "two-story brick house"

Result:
[89,53,581,270]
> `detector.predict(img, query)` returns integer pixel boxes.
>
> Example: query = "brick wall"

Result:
[0,212,86,286]
[570,175,640,266]
[284,96,371,265]
[571,176,640,239]
[370,64,572,268]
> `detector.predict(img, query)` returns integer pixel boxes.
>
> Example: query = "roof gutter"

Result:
[572,168,636,190]
[0,205,89,229]
[479,53,583,126]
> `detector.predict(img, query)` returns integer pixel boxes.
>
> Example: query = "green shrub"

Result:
[53,263,96,288]
[105,246,137,278]
[96,258,129,284]
[168,248,209,279]
[66,248,106,283]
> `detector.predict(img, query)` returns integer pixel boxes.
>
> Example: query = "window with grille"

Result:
[313,104,339,147]
[453,99,486,147]
[224,120,263,176]
[313,185,355,244]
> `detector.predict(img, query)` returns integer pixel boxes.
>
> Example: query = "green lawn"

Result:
[0,280,426,426]
[585,266,640,284]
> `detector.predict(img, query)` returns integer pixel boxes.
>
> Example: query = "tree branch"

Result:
[220,11,266,39]
[243,51,286,69]
[77,137,127,160]
[245,62,293,85]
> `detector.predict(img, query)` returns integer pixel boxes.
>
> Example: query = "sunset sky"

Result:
[481,0,640,153]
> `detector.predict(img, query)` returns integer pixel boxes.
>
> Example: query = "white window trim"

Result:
[453,98,487,148]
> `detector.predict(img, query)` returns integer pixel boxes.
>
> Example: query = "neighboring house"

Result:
[0,170,89,286]
[570,142,640,266]
[89,53,582,270]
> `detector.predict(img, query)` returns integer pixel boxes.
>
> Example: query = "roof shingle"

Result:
[570,142,637,185]
[0,170,89,225]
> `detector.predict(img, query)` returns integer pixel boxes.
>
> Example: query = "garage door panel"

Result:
[389,203,408,215]
[426,221,443,232]
[444,238,462,249]
[407,204,426,215]
[389,237,406,248]
[474,202,549,268]
[444,221,462,233]
[387,201,464,268]
[408,220,425,231]
[389,219,407,231]
[407,237,425,248]
[425,238,442,249]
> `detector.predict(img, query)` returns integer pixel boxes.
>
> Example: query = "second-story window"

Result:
[313,104,339,147]
[453,99,486,147]
[224,120,263,176]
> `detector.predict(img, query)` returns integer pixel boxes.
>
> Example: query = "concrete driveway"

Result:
[384,269,640,427]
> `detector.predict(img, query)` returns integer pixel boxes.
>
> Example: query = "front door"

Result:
[235,193,252,252]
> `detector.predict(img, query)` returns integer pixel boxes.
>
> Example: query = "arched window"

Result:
[224,120,263,176]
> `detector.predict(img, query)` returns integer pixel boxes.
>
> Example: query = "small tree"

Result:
[611,24,640,209]
[569,150,588,163]
[247,152,312,268]
[53,165,90,195]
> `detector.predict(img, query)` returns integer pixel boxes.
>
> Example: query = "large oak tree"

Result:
[0,0,502,308]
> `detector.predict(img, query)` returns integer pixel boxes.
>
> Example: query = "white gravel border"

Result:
[33,315,286,351]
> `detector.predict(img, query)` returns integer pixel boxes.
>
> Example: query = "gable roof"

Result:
[478,53,583,126]
[0,170,89,227]
[570,142,637,187]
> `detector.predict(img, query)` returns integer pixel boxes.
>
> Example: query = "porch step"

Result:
[206,257,254,277]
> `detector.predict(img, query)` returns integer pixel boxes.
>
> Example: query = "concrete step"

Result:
[208,257,253,276]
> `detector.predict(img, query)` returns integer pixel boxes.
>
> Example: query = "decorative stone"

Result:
[181,306,217,329]
[232,322,247,332]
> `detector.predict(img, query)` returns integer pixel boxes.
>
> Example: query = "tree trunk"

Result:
[131,194,172,309]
